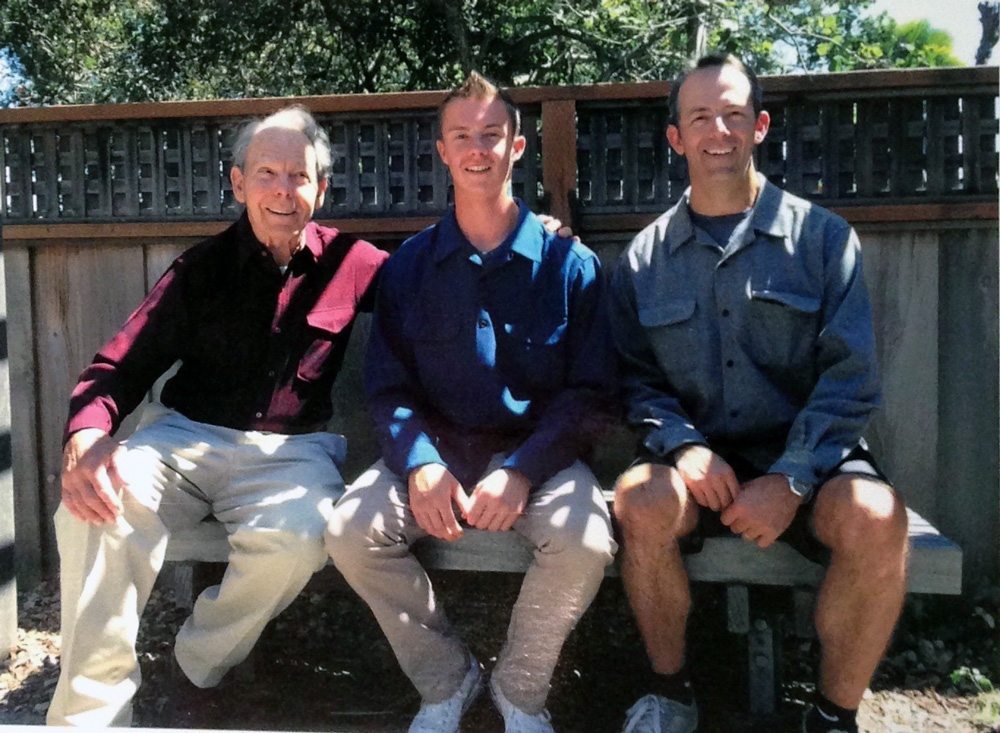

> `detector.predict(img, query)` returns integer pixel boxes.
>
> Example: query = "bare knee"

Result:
[814,475,908,566]
[613,463,696,544]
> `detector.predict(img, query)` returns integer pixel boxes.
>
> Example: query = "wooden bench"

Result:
[163,493,961,714]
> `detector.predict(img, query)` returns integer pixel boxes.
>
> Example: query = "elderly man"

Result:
[609,54,909,733]
[47,105,389,727]
[325,73,616,733]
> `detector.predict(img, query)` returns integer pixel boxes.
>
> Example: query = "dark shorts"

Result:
[675,444,891,567]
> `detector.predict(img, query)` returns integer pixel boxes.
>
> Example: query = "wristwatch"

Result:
[783,474,814,503]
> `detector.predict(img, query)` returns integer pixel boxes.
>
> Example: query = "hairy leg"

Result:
[614,463,700,674]
[812,475,909,708]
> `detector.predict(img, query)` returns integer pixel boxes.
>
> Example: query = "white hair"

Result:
[231,105,333,179]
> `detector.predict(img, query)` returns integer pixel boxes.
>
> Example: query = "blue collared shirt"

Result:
[609,174,881,486]
[366,200,613,488]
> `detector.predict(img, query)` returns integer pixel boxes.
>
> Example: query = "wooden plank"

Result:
[726,584,750,633]
[747,618,777,714]
[163,504,961,594]
[541,100,577,226]
[4,245,43,586]
[937,225,1000,589]
[580,202,998,234]
[1,67,995,126]
[0,239,18,660]
[33,245,147,568]
[861,229,939,520]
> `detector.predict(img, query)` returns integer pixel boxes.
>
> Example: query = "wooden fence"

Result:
[0,66,997,596]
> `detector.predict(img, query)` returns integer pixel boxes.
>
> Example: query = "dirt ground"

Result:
[2,570,998,732]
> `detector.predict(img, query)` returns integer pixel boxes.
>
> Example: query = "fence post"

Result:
[0,228,17,660]
[541,99,577,229]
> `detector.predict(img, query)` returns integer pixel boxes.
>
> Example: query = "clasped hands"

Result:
[407,462,531,541]
[673,444,803,549]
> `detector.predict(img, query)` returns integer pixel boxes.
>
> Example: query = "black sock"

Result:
[650,665,694,706]
[805,693,858,732]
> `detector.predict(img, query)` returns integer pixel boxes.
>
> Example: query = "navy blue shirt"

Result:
[365,200,614,489]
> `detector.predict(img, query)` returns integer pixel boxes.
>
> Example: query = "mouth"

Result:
[704,148,734,157]
[464,165,491,173]
[265,208,297,217]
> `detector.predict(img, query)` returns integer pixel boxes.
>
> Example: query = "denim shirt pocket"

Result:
[746,288,821,375]
[637,299,699,376]
[296,305,354,382]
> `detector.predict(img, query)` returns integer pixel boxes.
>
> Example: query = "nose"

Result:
[711,115,730,135]
[276,173,295,197]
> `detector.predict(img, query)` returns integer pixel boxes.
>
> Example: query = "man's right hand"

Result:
[673,444,739,511]
[61,428,126,524]
[407,463,471,541]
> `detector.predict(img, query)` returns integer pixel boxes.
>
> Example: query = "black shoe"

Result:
[802,704,859,733]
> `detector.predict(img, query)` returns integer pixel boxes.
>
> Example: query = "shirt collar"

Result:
[667,172,788,254]
[433,199,541,264]
[233,211,322,266]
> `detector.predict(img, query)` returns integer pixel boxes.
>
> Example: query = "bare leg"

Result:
[613,463,700,674]
[812,475,908,708]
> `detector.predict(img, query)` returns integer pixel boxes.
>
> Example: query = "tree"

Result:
[0,0,966,106]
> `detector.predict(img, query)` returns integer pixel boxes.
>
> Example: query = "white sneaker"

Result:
[621,693,698,733]
[409,655,483,733]
[489,676,554,733]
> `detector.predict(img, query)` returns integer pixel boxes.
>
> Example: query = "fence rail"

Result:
[1,67,996,229]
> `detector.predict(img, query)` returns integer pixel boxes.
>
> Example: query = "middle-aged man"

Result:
[609,54,909,733]
[48,105,389,727]
[325,72,617,733]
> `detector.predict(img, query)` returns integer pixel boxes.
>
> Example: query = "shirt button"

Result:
[268,370,275,377]
[478,319,488,328]
[721,309,730,317]
[275,327,282,334]
[730,409,739,418]
[255,411,263,418]
[726,359,734,367]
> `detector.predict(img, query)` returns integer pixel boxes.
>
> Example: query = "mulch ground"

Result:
[2,568,998,732]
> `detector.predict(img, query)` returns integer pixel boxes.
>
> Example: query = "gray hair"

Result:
[231,105,333,180]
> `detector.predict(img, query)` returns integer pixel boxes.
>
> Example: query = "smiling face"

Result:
[667,63,770,192]
[230,124,327,257]
[436,95,526,198]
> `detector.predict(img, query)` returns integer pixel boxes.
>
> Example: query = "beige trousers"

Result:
[325,457,616,715]
[47,404,346,727]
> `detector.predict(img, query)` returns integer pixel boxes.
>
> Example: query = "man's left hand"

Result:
[465,468,532,532]
[536,214,579,242]
[720,474,803,548]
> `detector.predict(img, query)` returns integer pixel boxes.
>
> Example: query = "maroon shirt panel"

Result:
[65,213,388,441]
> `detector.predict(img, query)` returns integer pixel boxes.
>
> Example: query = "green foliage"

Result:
[0,0,968,105]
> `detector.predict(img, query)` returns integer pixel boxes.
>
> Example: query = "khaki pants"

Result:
[48,404,346,727]
[325,457,616,715]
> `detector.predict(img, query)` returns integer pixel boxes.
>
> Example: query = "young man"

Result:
[49,106,389,726]
[326,73,616,733]
[609,54,909,733]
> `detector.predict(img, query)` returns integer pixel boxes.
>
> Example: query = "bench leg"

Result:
[748,616,777,715]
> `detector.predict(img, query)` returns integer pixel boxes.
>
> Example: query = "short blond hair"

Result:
[438,71,521,138]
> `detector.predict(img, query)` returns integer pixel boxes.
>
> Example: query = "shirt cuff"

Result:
[641,424,706,461]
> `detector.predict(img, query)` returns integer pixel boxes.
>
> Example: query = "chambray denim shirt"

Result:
[366,200,613,489]
[609,174,881,486]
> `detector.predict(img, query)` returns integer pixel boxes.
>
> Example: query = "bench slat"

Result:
[164,506,961,594]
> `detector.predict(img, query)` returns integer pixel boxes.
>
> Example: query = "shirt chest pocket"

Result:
[500,318,569,393]
[638,299,699,374]
[745,288,821,372]
[296,305,355,382]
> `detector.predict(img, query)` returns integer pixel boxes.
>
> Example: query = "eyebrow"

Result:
[444,122,507,133]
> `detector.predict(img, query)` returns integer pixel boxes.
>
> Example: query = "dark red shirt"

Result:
[65,213,388,441]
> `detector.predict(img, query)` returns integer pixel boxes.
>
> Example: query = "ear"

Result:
[436,138,448,167]
[230,165,247,205]
[315,177,328,209]
[666,125,684,156]
[754,110,771,145]
[510,133,526,162]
